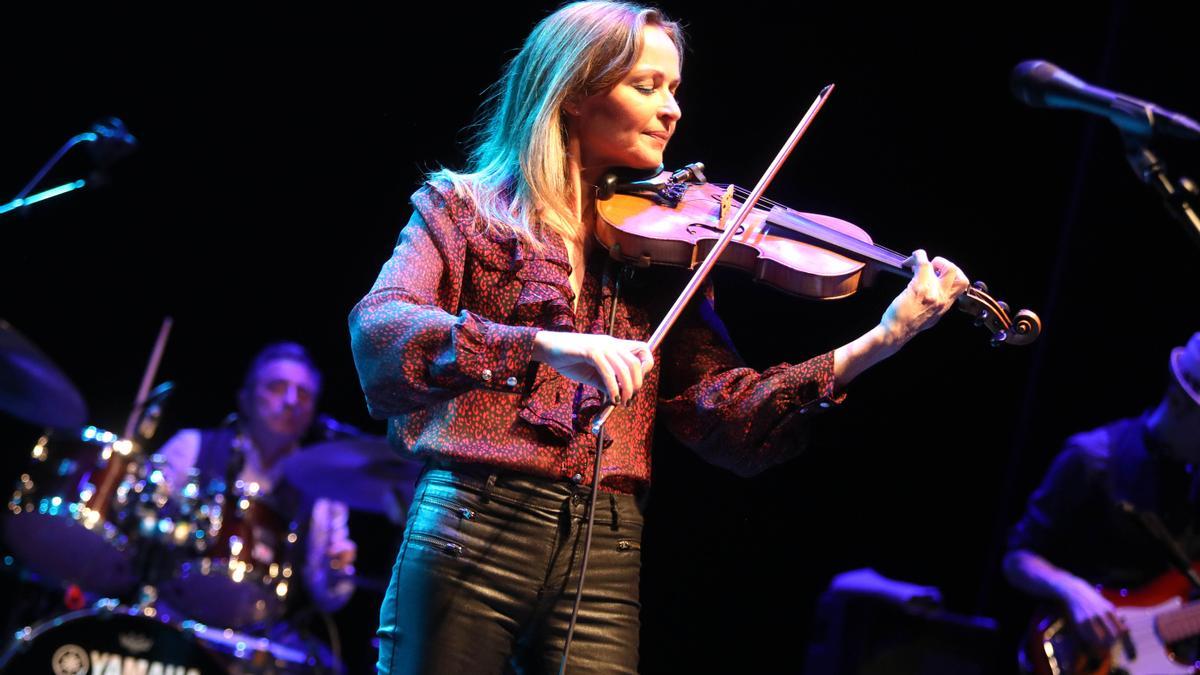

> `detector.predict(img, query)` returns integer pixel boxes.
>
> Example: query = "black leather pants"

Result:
[376,467,644,674]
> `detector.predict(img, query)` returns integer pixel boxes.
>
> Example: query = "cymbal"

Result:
[281,437,422,520]
[0,320,87,430]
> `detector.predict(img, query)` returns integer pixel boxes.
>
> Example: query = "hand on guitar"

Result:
[1056,575,1128,658]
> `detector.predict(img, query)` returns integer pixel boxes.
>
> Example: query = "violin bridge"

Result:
[690,185,736,269]
[718,185,734,232]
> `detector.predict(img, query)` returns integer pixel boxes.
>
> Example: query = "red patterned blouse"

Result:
[349,179,844,493]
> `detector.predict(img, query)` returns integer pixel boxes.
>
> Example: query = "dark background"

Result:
[2,2,1198,672]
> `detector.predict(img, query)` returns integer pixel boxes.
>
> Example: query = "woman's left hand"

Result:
[834,250,970,388]
[879,249,970,347]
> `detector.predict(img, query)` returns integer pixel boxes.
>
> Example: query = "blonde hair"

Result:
[431,1,683,251]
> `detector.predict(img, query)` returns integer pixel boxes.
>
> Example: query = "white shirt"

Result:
[156,428,355,612]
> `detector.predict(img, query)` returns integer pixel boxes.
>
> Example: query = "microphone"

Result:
[1011,60,1200,141]
[84,116,138,168]
[135,380,175,441]
[5,116,139,210]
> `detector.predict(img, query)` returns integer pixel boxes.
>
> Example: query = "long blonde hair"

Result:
[431,1,684,252]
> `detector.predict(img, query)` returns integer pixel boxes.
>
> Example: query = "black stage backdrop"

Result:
[2,2,1198,672]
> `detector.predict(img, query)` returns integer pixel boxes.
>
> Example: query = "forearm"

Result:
[352,199,537,418]
[1003,548,1091,603]
[350,296,538,417]
[662,352,840,477]
[833,249,970,388]
[832,323,907,390]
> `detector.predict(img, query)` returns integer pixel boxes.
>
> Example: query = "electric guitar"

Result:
[1022,566,1200,675]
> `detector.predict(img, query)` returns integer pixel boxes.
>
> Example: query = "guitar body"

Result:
[1022,567,1200,675]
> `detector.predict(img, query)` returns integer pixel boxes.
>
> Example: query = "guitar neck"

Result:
[1157,598,1200,644]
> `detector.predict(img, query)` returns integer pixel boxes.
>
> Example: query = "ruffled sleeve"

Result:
[348,180,542,418]
[657,285,845,477]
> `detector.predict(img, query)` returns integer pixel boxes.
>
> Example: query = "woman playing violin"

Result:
[349,2,969,672]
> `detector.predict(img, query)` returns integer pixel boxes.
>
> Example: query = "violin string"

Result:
[724,184,910,264]
[726,184,905,258]
[711,183,910,266]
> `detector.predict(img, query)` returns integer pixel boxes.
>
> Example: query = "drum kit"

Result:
[0,321,422,674]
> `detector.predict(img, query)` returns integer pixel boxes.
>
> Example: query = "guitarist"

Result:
[1004,332,1200,662]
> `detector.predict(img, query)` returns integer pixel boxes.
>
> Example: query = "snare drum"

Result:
[159,480,298,629]
[3,428,143,595]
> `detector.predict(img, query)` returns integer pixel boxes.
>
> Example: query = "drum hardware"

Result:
[0,320,87,430]
[279,437,422,524]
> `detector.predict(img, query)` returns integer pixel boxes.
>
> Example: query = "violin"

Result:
[593,162,1042,348]
[583,86,1039,436]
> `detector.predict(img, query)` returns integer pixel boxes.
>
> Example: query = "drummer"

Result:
[156,342,357,613]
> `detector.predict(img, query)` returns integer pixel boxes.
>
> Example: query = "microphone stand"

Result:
[1121,133,1200,253]
[0,180,89,216]
[0,133,97,218]
[556,84,837,675]
[1,118,136,218]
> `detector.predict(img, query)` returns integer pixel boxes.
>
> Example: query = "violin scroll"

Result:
[959,281,1042,347]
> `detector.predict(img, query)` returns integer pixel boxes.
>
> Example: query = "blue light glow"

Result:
[0,180,87,215]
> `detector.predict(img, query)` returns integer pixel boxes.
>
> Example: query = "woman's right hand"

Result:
[532,331,655,405]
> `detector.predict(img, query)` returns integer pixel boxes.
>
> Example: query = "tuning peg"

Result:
[973,309,990,327]
[1181,176,1199,197]
[972,280,988,293]
[998,301,1010,315]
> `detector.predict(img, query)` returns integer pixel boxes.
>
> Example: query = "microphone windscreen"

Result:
[1010,60,1059,108]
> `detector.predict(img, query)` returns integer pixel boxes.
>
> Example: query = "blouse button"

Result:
[481,369,493,382]
[505,376,518,387]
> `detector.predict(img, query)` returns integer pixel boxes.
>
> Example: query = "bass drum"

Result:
[0,604,328,674]
[0,605,228,675]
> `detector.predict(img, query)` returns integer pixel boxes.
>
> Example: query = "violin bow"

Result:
[591,84,837,435]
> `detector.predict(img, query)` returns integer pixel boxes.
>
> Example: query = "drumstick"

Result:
[92,317,174,517]
[122,316,173,442]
